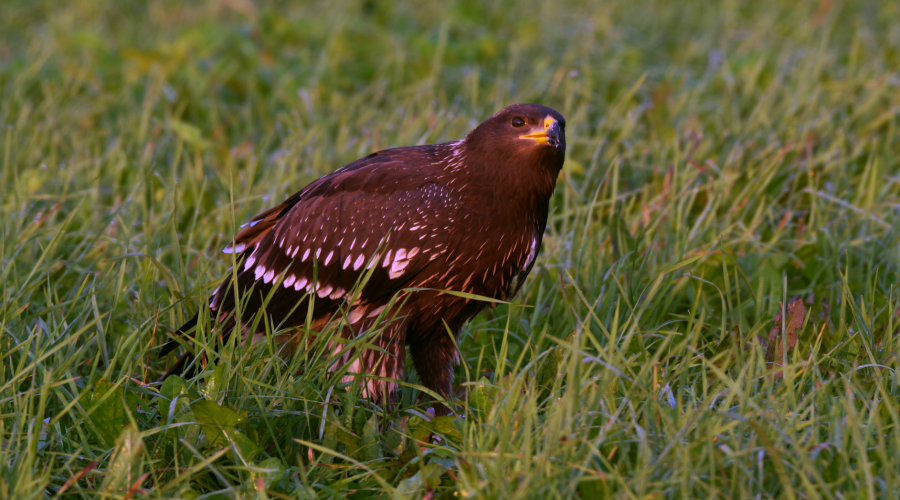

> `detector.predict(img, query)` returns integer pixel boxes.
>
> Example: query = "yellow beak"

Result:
[519,116,561,147]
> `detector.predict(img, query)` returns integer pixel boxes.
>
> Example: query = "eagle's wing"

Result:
[208,150,465,334]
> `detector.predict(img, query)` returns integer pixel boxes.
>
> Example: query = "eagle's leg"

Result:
[338,323,407,413]
[409,332,458,416]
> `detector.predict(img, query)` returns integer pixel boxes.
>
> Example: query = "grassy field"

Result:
[2,0,900,498]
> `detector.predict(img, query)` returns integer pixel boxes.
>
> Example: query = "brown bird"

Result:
[160,103,566,414]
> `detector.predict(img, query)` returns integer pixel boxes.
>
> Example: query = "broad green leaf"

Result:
[228,431,263,463]
[203,363,228,403]
[100,426,144,493]
[407,416,432,442]
[192,399,243,447]
[321,420,338,465]
[294,485,318,500]
[360,414,382,462]
[159,375,194,425]
[334,425,361,455]
[430,416,463,442]
[192,399,260,461]
[253,457,287,490]
[397,463,444,496]
[385,424,405,456]
[87,379,128,447]
[123,388,142,417]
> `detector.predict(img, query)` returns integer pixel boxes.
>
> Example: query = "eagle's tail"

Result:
[158,313,198,381]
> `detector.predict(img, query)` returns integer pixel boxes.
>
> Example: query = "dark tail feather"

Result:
[159,314,198,358]
[158,313,199,381]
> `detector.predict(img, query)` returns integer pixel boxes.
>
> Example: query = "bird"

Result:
[159,103,566,415]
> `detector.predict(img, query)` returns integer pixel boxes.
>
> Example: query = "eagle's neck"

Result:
[445,139,559,215]
[437,141,558,256]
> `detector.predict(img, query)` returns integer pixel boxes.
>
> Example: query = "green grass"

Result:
[2,0,900,498]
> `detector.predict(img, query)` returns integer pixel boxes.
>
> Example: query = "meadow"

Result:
[2,0,900,498]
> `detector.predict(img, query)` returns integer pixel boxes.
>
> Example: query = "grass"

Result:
[1,0,900,498]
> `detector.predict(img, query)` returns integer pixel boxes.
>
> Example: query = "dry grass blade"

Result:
[766,297,806,367]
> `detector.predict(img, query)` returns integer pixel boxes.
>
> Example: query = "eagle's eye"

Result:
[511,117,526,128]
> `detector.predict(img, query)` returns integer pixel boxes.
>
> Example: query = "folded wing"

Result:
[210,150,465,332]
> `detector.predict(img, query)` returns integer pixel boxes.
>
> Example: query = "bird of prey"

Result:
[160,103,566,415]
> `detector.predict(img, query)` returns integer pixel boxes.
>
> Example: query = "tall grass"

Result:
[1,0,899,498]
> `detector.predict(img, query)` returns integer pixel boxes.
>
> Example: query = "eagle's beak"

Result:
[519,116,561,147]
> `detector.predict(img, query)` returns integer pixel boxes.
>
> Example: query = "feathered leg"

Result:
[409,332,458,416]
[329,321,407,409]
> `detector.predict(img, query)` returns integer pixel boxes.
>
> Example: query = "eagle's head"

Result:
[462,103,566,197]
[466,103,566,171]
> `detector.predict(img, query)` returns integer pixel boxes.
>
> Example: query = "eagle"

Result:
[160,103,566,415]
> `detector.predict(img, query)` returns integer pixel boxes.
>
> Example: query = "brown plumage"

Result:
[160,103,566,414]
